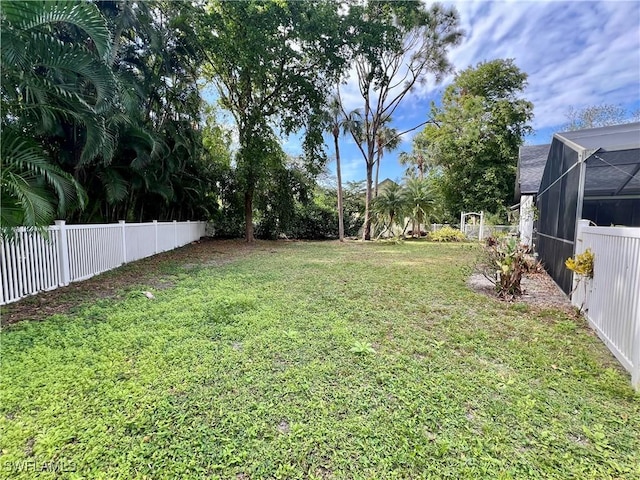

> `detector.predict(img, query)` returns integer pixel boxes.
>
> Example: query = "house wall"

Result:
[519,195,535,247]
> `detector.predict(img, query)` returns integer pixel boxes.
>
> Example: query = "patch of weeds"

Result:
[349,341,376,355]
[282,329,300,341]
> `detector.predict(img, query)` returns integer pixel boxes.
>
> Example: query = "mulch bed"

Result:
[467,271,574,312]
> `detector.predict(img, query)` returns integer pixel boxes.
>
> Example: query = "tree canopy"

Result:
[424,59,533,218]
[198,0,348,241]
[1,0,227,234]
[1,1,544,241]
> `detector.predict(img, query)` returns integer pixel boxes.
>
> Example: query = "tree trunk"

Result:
[244,188,254,242]
[362,163,373,241]
[333,134,345,242]
[376,212,394,240]
[401,218,410,237]
[374,150,382,198]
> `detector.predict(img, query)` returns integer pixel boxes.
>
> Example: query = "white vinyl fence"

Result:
[430,224,518,240]
[572,220,640,389]
[1,220,206,306]
[464,224,518,240]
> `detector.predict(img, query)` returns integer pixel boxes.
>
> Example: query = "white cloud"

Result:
[439,0,640,130]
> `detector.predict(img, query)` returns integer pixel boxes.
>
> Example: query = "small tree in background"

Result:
[564,104,639,131]
[402,178,436,237]
[371,182,405,238]
[399,124,441,180]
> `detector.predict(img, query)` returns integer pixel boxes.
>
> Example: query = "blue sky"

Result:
[281,0,640,185]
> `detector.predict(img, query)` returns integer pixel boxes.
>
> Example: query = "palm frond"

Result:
[98,168,129,204]
[2,0,111,59]
[1,129,86,229]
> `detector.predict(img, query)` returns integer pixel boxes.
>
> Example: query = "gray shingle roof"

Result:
[516,144,550,197]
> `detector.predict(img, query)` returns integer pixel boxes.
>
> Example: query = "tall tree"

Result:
[426,59,533,218]
[326,98,346,242]
[1,0,225,230]
[198,1,346,241]
[82,0,207,223]
[323,98,362,241]
[341,1,462,240]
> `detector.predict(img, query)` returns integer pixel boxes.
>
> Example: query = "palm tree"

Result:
[1,0,114,233]
[0,133,86,237]
[374,125,401,197]
[371,182,405,239]
[399,151,427,179]
[399,126,439,180]
[325,96,361,241]
[402,178,435,238]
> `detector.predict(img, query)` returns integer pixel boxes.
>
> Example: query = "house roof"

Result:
[544,122,640,198]
[554,122,640,154]
[376,178,398,192]
[516,144,550,198]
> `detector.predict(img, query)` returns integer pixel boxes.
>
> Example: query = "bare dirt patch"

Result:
[467,271,573,311]
[1,238,290,326]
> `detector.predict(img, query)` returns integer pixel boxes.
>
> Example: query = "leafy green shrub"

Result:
[480,237,536,299]
[428,226,466,242]
[286,201,338,240]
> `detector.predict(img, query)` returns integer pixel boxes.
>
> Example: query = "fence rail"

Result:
[430,223,518,240]
[1,220,206,306]
[573,220,640,389]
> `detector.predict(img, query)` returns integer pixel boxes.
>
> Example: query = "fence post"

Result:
[174,220,178,248]
[119,220,127,264]
[54,220,70,286]
[479,211,485,241]
[153,220,158,254]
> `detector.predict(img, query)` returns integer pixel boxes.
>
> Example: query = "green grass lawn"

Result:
[1,240,638,479]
